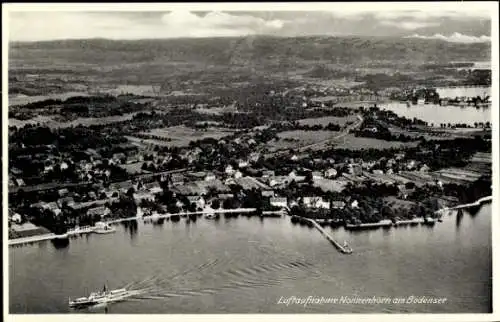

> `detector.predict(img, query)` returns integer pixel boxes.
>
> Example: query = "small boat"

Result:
[93,222,116,234]
[69,284,129,309]
[342,240,353,254]
[204,213,219,220]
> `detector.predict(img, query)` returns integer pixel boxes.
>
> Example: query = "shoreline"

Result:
[9,196,492,247]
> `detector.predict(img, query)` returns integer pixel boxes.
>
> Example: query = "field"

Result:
[267,130,341,151]
[9,112,140,129]
[135,125,234,147]
[119,162,148,175]
[195,106,238,115]
[297,115,358,127]
[331,134,419,150]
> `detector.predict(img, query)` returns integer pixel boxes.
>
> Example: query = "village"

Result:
[8,88,492,241]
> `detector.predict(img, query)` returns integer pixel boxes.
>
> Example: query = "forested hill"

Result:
[9,36,491,67]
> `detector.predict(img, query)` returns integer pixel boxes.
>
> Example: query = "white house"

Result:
[225,165,235,175]
[406,160,416,170]
[262,170,275,178]
[312,171,323,180]
[9,210,22,224]
[331,201,345,209]
[187,196,206,209]
[238,160,249,168]
[205,173,217,181]
[233,170,243,179]
[87,206,111,218]
[324,168,337,178]
[290,155,299,161]
[249,152,260,162]
[420,164,430,172]
[270,197,288,208]
[351,200,359,209]
[60,161,69,170]
[372,169,384,175]
[261,190,275,198]
[133,192,155,203]
[303,197,330,209]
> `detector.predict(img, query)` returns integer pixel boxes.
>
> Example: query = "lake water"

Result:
[381,94,491,126]
[436,86,491,100]
[9,204,491,314]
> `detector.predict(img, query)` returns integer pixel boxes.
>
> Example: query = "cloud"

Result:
[328,8,491,21]
[8,11,285,41]
[374,9,491,20]
[406,32,491,43]
[381,20,440,30]
[160,11,285,37]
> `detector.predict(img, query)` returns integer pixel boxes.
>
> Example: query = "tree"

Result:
[126,187,135,198]
[222,198,234,209]
[211,199,221,210]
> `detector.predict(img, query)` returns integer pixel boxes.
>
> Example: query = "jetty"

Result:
[435,195,492,214]
[303,218,352,254]
[9,225,99,246]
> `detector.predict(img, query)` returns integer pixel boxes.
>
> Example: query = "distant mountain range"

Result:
[9,36,491,68]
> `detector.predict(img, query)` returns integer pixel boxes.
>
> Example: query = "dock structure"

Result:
[9,225,97,246]
[303,218,352,254]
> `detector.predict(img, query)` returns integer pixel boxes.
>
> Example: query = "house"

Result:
[249,152,260,163]
[247,139,257,146]
[44,164,54,173]
[270,197,288,208]
[170,173,185,186]
[406,160,416,170]
[262,170,275,178]
[269,176,293,187]
[225,165,235,175]
[145,182,163,195]
[261,190,275,198]
[331,201,346,209]
[205,172,216,181]
[57,197,75,208]
[233,170,243,179]
[40,202,62,216]
[217,194,234,200]
[238,160,249,168]
[420,164,430,172]
[133,191,155,203]
[87,206,111,218]
[224,178,236,185]
[58,188,69,197]
[386,168,394,175]
[303,197,330,209]
[372,169,384,175]
[112,152,126,164]
[15,179,25,187]
[348,164,362,176]
[60,161,69,170]
[9,209,22,224]
[290,155,299,161]
[312,171,323,180]
[351,200,359,209]
[324,168,337,178]
[187,196,206,209]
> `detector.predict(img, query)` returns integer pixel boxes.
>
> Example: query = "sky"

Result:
[7,8,493,43]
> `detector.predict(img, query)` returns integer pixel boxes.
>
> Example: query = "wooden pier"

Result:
[303,218,352,254]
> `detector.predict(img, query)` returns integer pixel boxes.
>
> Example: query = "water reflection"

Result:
[51,238,70,250]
